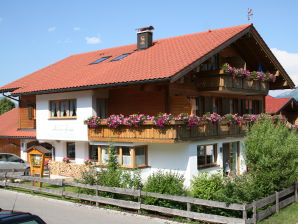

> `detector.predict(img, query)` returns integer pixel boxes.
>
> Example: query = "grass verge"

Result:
[259,202,298,224]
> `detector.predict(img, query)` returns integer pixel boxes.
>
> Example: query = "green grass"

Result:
[259,202,298,224]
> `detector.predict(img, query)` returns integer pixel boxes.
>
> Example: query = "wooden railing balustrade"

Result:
[195,71,269,94]
[88,121,247,143]
[0,172,297,224]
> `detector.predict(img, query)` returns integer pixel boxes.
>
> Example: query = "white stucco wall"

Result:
[20,139,35,161]
[44,140,89,164]
[36,90,93,141]
[138,137,245,187]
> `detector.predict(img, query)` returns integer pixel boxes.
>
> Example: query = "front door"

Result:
[222,142,240,176]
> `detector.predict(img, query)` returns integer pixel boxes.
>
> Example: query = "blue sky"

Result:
[0,0,297,95]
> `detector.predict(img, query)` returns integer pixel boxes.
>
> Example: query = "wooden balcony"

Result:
[195,70,269,95]
[88,121,247,143]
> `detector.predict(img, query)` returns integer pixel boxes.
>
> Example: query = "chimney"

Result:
[136,26,154,50]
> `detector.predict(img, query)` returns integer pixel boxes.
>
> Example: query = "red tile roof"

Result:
[0,108,36,138]
[265,96,293,114]
[0,24,252,95]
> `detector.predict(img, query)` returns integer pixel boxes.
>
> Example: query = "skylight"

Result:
[110,53,131,62]
[90,56,111,65]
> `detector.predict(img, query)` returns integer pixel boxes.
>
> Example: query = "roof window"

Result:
[90,56,111,65]
[110,53,131,62]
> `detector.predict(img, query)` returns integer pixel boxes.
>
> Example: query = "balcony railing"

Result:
[195,70,269,94]
[88,121,247,143]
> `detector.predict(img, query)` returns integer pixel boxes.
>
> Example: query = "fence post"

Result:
[61,179,65,198]
[242,204,247,223]
[187,202,192,221]
[252,201,257,224]
[295,182,298,202]
[95,186,99,207]
[137,189,141,214]
[4,172,7,188]
[275,191,279,213]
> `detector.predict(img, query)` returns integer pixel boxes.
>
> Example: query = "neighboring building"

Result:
[265,96,298,124]
[0,24,295,185]
[0,108,36,160]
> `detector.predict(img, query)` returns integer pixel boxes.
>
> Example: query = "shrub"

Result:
[191,172,225,201]
[244,119,298,195]
[78,144,142,199]
[142,170,187,209]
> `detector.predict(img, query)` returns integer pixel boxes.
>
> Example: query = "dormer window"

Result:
[49,99,77,119]
[89,56,111,65]
[110,53,131,62]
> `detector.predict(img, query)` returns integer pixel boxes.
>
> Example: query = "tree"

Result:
[0,97,15,115]
[244,119,298,195]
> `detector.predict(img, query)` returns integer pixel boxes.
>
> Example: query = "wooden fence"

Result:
[0,172,297,224]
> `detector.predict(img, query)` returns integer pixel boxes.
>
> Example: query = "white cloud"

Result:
[48,26,56,32]
[85,36,101,44]
[271,48,298,86]
[73,27,80,31]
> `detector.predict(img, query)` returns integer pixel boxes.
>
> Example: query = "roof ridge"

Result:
[71,24,252,57]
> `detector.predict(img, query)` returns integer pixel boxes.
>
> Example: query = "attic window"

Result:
[90,56,111,65]
[110,53,131,62]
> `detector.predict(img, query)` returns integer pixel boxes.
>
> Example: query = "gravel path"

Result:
[0,189,180,224]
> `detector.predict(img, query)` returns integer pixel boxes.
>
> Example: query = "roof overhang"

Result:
[9,78,170,96]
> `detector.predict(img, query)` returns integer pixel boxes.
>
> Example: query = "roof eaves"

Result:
[0,88,20,94]
[11,78,171,96]
[170,24,252,83]
[0,136,36,139]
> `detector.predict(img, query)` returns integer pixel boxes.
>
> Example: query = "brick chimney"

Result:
[136,26,154,50]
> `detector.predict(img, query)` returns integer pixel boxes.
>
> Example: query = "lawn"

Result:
[259,202,298,224]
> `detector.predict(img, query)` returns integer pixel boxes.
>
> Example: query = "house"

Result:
[0,108,36,159]
[0,24,295,185]
[265,95,298,124]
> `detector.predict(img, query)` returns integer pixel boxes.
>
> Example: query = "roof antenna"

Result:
[247,8,254,21]
[11,192,19,212]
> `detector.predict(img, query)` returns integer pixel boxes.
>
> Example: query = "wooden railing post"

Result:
[95,186,99,207]
[187,202,192,221]
[4,172,7,188]
[61,179,65,198]
[242,204,247,223]
[295,182,298,202]
[137,189,142,214]
[275,191,279,213]
[252,201,257,224]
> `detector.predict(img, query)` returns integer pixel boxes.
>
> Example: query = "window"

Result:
[90,56,111,64]
[98,145,148,168]
[66,142,75,160]
[50,101,58,117]
[89,145,99,161]
[121,147,131,166]
[60,100,69,117]
[197,144,217,169]
[70,100,77,116]
[96,99,106,118]
[7,154,22,163]
[135,146,147,166]
[49,99,77,119]
[28,104,35,120]
[110,53,131,62]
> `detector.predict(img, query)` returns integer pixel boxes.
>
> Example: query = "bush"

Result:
[78,144,142,199]
[245,119,298,195]
[142,170,187,209]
